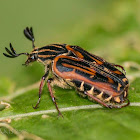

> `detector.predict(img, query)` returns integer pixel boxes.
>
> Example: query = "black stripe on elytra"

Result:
[56,57,94,74]
[74,67,110,84]
[75,69,92,80]
[70,46,104,62]
[61,57,90,68]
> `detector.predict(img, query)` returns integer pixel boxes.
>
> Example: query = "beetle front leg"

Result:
[47,78,63,117]
[33,71,49,109]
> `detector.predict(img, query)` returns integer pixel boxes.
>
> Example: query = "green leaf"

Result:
[0,133,7,140]
[0,78,15,97]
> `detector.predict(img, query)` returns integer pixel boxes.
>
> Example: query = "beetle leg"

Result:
[113,64,126,75]
[33,71,49,109]
[85,91,130,109]
[109,99,130,108]
[84,91,112,108]
[47,78,63,117]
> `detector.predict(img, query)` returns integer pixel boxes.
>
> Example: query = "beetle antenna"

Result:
[3,43,29,58]
[24,27,35,48]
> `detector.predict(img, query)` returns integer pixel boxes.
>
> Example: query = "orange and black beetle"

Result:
[3,27,129,116]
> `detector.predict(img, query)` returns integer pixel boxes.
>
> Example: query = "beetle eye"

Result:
[30,54,37,60]
[31,56,35,59]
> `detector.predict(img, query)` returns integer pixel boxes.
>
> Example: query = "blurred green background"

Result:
[0,0,140,140]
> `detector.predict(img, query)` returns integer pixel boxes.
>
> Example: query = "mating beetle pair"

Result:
[3,27,129,116]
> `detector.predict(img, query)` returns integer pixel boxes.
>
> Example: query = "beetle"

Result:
[3,27,129,116]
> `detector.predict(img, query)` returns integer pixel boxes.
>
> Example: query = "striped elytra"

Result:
[53,55,129,106]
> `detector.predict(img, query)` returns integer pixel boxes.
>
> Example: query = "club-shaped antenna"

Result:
[23,27,35,48]
[3,43,29,58]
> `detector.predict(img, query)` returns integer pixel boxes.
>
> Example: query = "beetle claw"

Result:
[57,112,64,118]
[107,105,113,109]
[32,104,39,109]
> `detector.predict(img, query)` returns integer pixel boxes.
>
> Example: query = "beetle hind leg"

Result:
[85,91,112,108]
[113,64,126,75]
[109,99,130,108]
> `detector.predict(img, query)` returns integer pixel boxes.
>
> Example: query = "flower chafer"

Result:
[3,27,129,116]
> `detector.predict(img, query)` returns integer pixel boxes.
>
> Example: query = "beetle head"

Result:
[3,27,39,66]
[24,51,38,66]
